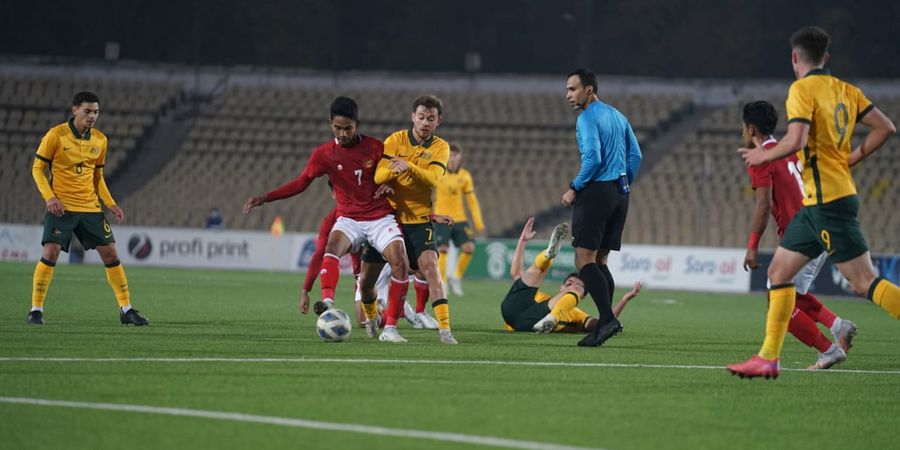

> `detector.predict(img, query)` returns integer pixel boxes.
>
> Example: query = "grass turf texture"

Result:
[1,261,899,450]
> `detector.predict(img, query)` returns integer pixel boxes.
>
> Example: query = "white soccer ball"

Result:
[316,308,352,342]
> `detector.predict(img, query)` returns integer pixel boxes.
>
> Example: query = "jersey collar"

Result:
[68,118,92,140]
[804,67,831,78]
[761,137,778,148]
[407,128,434,148]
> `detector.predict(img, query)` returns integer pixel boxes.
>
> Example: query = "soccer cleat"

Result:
[415,312,440,330]
[577,318,622,347]
[545,222,570,259]
[313,299,335,316]
[378,326,407,343]
[364,319,379,339]
[120,309,149,326]
[448,277,464,297]
[26,310,44,325]
[532,313,558,333]
[727,355,780,379]
[833,319,858,352]
[403,302,422,328]
[807,345,847,370]
[439,329,458,345]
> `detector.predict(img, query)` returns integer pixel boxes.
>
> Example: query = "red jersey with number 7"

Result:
[746,138,805,238]
[265,135,394,221]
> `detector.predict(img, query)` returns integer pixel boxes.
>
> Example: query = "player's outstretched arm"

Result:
[612,281,643,318]
[848,107,896,167]
[510,217,536,280]
[242,195,266,214]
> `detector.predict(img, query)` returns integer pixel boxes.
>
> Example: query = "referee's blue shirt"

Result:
[571,100,643,191]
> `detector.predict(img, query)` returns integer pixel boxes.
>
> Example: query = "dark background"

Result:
[2,0,898,78]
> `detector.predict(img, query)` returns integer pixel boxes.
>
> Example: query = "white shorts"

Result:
[767,251,827,295]
[331,214,404,255]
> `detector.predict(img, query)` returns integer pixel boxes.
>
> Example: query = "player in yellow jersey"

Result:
[731,27,898,379]
[434,143,485,297]
[502,217,642,334]
[27,92,149,326]
[359,95,456,344]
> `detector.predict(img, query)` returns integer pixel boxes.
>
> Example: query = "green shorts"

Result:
[42,211,115,252]
[434,221,475,247]
[780,195,868,263]
[500,279,550,331]
[362,222,437,271]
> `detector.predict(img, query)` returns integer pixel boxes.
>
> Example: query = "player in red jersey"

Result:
[739,101,857,370]
[243,97,410,334]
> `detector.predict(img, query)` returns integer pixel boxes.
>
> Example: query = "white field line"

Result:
[1,356,899,375]
[0,396,608,450]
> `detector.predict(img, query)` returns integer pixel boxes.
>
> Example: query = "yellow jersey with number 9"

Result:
[785,68,873,206]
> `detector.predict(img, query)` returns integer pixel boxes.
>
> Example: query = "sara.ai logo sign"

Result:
[128,234,153,260]
[486,242,509,280]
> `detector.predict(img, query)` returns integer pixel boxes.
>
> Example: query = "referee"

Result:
[561,69,643,347]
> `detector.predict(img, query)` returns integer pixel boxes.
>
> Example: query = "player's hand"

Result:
[743,248,760,271]
[625,281,643,300]
[848,147,864,167]
[374,184,394,199]
[46,197,64,217]
[300,290,311,314]
[519,216,536,242]
[108,205,125,223]
[431,214,454,226]
[561,189,576,207]
[738,136,768,166]
[243,195,266,214]
[388,157,410,174]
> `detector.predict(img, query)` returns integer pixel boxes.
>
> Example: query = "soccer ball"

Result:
[316,308,352,342]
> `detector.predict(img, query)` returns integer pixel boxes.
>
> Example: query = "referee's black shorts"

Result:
[571,181,629,251]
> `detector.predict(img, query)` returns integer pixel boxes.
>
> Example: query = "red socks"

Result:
[788,308,833,353]
[320,254,340,301]
[384,277,410,327]
[414,276,429,314]
[795,292,836,328]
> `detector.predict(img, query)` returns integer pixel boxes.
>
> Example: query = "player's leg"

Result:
[434,222,451,284]
[838,252,900,319]
[28,212,76,324]
[320,218,359,307]
[520,221,570,288]
[534,292,580,333]
[366,215,410,343]
[794,252,857,351]
[449,224,475,296]
[357,252,386,338]
[418,249,457,344]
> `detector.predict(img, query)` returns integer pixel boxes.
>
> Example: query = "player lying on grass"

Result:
[501,217,642,334]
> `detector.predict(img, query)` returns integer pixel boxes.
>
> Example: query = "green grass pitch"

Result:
[1,261,899,450]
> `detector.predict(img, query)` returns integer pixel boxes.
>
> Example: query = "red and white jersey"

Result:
[746,138,805,238]
[265,135,394,221]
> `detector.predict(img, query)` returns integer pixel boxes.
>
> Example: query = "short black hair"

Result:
[72,91,100,106]
[563,272,580,283]
[790,26,830,65]
[449,143,462,153]
[413,95,443,117]
[742,101,778,136]
[330,96,359,121]
[567,69,598,93]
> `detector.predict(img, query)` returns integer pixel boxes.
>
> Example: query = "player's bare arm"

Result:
[510,217,536,280]
[242,195,266,214]
[848,107,896,167]
[739,123,809,166]
[744,186,772,271]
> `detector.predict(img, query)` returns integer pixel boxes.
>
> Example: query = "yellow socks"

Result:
[105,261,131,309]
[868,277,900,319]
[534,252,553,271]
[454,252,473,280]
[438,251,448,282]
[550,292,578,321]
[361,301,379,322]
[758,284,796,360]
[31,258,56,309]
[432,299,450,330]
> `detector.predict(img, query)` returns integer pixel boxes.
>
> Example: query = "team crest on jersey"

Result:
[362,159,374,168]
[337,164,343,171]
[90,147,99,154]
[420,152,431,159]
